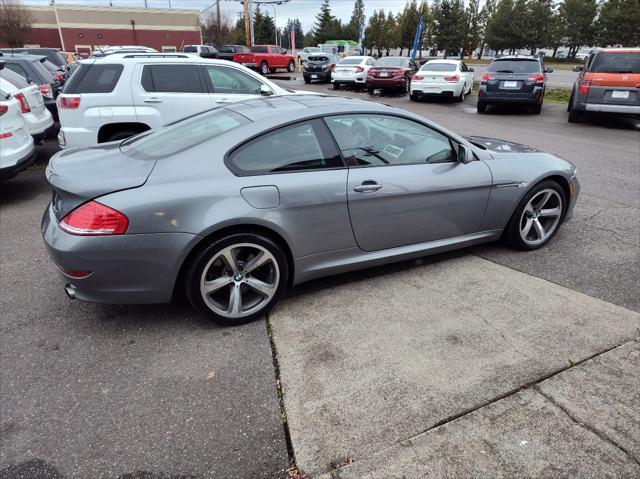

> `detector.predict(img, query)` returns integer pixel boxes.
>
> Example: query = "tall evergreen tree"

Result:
[461,0,482,58]
[380,11,398,56]
[526,0,555,54]
[595,0,640,47]
[432,0,466,57]
[364,10,383,55]
[397,0,421,55]
[476,0,496,58]
[312,0,342,44]
[485,0,515,53]
[559,0,597,57]
[344,0,365,41]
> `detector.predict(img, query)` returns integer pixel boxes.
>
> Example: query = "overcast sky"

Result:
[24,0,414,32]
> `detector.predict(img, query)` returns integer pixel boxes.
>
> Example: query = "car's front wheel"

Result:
[260,61,269,76]
[504,180,566,251]
[287,60,295,72]
[477,102,487,113]
[185,233,288,324]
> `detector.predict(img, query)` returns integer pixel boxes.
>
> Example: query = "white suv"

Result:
[56,53,294,148]
[0,88,35,181]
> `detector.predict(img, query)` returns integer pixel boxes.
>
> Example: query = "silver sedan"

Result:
[42,95,580,324]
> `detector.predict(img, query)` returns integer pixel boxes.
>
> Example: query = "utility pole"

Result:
[216,0,221,45]
[244,0,251,47]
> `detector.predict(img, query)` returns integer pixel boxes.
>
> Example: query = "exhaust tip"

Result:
[64,284,76,300]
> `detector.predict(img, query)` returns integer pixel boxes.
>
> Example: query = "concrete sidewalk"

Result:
[269,255,640,478]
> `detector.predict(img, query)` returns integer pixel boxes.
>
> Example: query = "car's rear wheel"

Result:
[304,77,311,84]
[533,102,542,114]
[456,88,464,102]
[504,180,566,251]
[260,61,269,76]
[185,233,288,325]
[477,102,487,113]
[367,86,375,94]
[287,60,295,72]
[568,107,582,123]
[404,80,410,94]
[333,82,340,90]
[410,91,419,102]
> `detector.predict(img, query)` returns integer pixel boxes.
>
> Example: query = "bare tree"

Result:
[0,0,32,48]
[201,9,235,46]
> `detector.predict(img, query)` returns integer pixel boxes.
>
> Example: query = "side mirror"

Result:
[457,144,474,164]
[572,66,583,72]
[260,84,274,96]
[544,67,554,73]
[469,67,475,72]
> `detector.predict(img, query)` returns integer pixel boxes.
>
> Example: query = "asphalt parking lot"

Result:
[1,82,638,478]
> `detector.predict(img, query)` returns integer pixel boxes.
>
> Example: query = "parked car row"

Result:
[0,60,54,181]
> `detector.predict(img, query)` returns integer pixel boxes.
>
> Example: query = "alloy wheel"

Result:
[199,242,280,319]
[519,189,563,246]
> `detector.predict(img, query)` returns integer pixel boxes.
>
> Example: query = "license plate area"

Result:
[379,72,390,77]
[611,90,630,99]
[502,81,518,89]
[311,74,318,79]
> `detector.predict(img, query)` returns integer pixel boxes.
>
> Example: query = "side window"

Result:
[205,66,263,94]
[460,62,468,72]
[227,119,344,176]
[325,114,456,167]
[141,64,205,93]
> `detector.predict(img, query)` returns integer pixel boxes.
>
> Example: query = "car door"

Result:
[459,62,471,91]
[202,64,271,104]
[225,118,353,258]
[324,113,492,252]
[132,63,213,127]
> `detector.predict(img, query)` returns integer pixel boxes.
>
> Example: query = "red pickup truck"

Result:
[233,45,296,75]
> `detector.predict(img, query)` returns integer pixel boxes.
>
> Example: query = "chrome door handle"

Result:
[144,97,162,103]
[353,181,382,193]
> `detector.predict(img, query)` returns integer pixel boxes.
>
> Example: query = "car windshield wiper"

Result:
[495,70,514,73]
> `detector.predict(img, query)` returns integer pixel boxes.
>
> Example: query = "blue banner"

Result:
[358,15,366,55]
[410,15,424,60]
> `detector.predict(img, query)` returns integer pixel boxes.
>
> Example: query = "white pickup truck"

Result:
[296,47,321,64]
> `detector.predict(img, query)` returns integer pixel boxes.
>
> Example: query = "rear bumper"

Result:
[239,62,257,69]
[579,103,640,114]
[332,75,366,84]
[41,204,200,304]
[303,70,331,81]
[478,86,542,104]
[368,78,406,88]
[411,82,464,96]
[58,126,97,149]
[0,145,36,181]
[32,123,56,144]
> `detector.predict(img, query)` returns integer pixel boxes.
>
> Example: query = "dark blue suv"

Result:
[477,56,552,114]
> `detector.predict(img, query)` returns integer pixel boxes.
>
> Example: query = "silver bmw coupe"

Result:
[42,95,579,324]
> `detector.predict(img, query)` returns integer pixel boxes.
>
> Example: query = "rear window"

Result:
[184,46,198,53]
[590,52,640,74]
[0,68,29,88]
[251,46,268,54]
[487,59,541,74]
[141,64,205,93]
[338,58,363,65]
[422,63,457,72]
[63,63,123,93]
[120,108,250,160]
[376,57,405,67]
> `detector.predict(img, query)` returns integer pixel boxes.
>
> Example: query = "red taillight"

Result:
[59,201,129,236]
[367,69,375,76]
[14,93,30,113]
[355,66,364,73]
[331,65,336,72]
[54,71,65,82]
[412,74,424,81]
[444,75,460,82]
[528,73,545,83]
[58,95,81,109]
[39,84,52,97]
[481,73,495,81]
[0,132,13,139]
[0,105,7,116]
[61,268,92,278]
[579,79,590,95]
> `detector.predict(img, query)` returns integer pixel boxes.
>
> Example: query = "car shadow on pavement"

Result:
[0,168,48,206]
[575,113,640,131]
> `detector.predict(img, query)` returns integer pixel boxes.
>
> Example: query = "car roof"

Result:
[224,95,397,123]
[598,48,640,53]
[89,53,210,63]
[0,53,45,63]
[424,59,460,64]
[494,55,539,61]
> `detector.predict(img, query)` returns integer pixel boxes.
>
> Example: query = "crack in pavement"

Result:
[534,384,640,467]
[327,337,639,476]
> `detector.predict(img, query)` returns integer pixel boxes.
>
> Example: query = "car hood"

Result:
[466,136,539,154]
[46,142,156,218]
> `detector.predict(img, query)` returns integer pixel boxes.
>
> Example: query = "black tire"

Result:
[105,130,140,142]
[456,88,464,102]
[503,180,567,251]
[533,102,542,114]
[260,61,269,76]
[477,102,487,113]
[333,82,340,90]
[410,91,419,102]
[287,60,295,72]
[367,86,375,94]
[185,233,289,325]
[568,106,582,123]
[304,77,311,84]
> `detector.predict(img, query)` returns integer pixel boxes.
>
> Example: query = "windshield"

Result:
[487,59,540,74]
[421,63,457,72]
[590,52,640,74]
[308,56,330,62]
[375,57,404,67]
[120,108,250,160]
[338,58,363,65]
